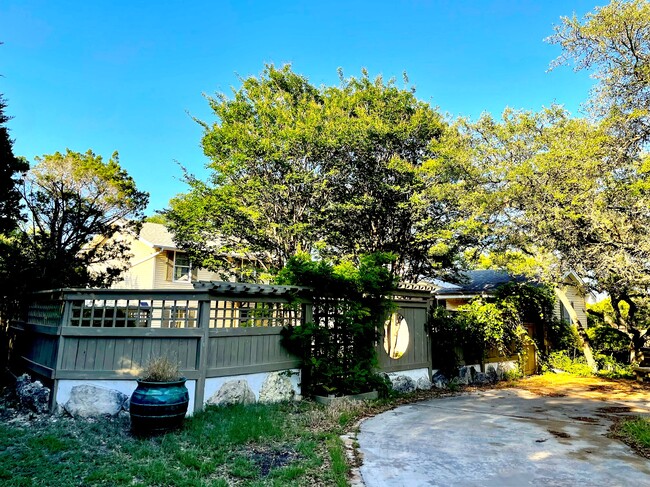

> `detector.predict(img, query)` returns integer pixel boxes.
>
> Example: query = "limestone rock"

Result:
[390,375,416,394]
[416,377,433,390]
[473,371,489,385]
[64,385,128,418]
[486,365,499,382]
[207,380,256,406]
[16,374,50,414]
[431,371,448,389]
[258,372,294,403]
[458,366,477,385]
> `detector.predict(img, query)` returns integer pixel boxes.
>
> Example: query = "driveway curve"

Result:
[357,385,650,487]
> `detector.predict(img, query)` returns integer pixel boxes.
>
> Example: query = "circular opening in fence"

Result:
[384,313,409,359]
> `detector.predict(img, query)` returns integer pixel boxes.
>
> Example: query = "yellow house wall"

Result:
[444,298,469,310]
[110,239,157,290]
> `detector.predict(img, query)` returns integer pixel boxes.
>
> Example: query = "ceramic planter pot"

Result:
[129,378,189,435]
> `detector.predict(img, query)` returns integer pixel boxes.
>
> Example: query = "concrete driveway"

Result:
[357,387,650,487]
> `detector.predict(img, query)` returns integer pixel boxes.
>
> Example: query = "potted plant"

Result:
[129,356,189,435]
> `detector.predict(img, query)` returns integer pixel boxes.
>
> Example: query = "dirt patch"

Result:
[598,406,633,414]
[246,445,301,476]
[548,430,571,439]
[498,374,650,403]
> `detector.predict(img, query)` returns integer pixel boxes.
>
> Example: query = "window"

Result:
[560,302,574,324]
[164,306,197,328]
[384,312,410,359]
[173,252,192,282]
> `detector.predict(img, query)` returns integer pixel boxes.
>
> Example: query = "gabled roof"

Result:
[434,270,530,297]
[137,222,261,262]
[139,222,179,250]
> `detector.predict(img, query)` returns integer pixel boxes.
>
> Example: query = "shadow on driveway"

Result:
[357,382,650,486]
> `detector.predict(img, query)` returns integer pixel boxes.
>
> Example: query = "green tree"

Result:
[548,0,650,156]
[166,65,468,281]
[450,105,650,363]
[17,149,149,290]
[0,94,28,235]
[545,0,650,361]
[0,92,29,380]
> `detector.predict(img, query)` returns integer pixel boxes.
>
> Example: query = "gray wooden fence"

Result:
[9,282,432,411]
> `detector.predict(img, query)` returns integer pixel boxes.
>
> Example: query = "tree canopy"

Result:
[165,65,470,281]
[549,0,650,154]
[442,0,650,360]
[0,94,28,236]
[17,149,149,290]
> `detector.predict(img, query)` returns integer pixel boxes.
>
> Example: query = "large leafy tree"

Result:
[0,92,29,376]
[548,0,650,156]
[543,0,650,361]
[17,149,149,290]
[450,105,650,363]
[166,65,468,281]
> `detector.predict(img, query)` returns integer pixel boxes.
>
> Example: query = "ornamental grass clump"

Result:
[141,356,181,382]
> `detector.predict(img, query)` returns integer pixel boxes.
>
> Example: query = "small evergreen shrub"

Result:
[595,353,635,379]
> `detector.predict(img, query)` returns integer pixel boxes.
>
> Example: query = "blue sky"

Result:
[1,0,598,213]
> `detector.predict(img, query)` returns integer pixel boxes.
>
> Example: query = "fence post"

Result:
[193,296,211,413]
[51,292,71,412]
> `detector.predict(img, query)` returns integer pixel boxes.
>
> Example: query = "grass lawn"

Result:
[0,400,362,487]
[3,373,650,486]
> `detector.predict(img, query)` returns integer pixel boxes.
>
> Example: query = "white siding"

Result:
[554,283,588,327]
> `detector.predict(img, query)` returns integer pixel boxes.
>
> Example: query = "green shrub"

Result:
[502,363,523,381]
[542,350,594,376]
[546,320,581,354]
[587,325,630,358]
[595,353,635,379]
[427,282,553,376]
[278,252,397,397]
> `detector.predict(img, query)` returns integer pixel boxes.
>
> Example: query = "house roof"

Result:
[435,270,530,297]
[139,222,179,250]
[137,222,261,261]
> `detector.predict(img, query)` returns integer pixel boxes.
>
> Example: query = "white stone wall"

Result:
[203,369,301,405]
[56,379,197,415]
[56,370,303,415]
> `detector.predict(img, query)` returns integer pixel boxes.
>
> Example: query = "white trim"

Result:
[129,250,163,268]
[436,293,490,300]
[172,251,193,283]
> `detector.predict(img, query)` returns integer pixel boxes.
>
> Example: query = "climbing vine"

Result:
[278,252,397,397]
[428,282,555,377]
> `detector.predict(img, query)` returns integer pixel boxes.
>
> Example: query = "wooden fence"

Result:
[9,282,433,412]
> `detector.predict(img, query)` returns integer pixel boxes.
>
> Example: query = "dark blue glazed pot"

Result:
[130,378,189,435]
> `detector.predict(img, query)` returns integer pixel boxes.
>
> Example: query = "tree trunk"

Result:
[611,294,645,364]
[554,288,598,372]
